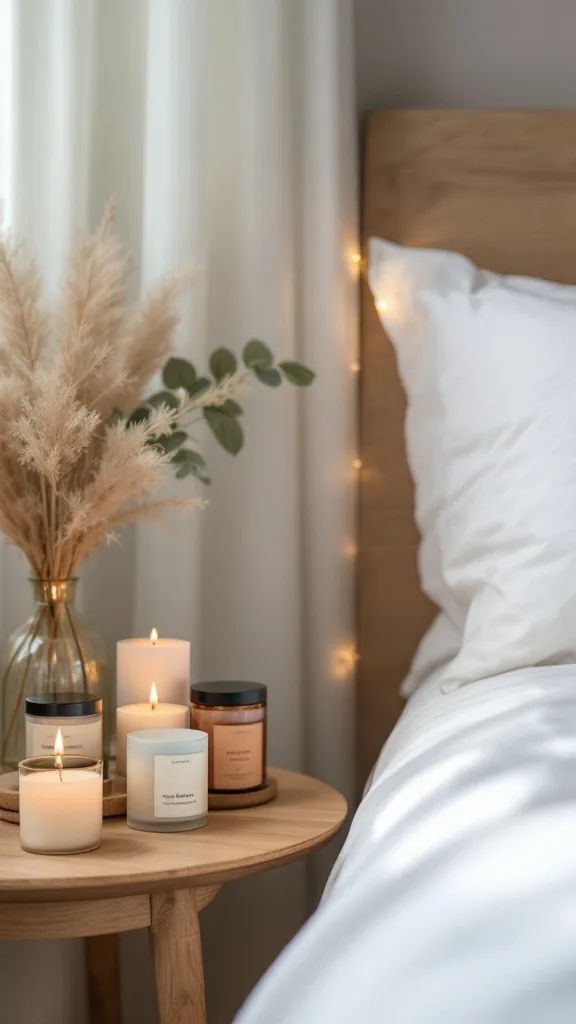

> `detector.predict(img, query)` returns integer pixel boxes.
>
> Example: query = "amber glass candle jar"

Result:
[190,682,267,793]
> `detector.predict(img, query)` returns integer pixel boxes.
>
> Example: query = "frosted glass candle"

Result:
[116,698,189,776]
[116,634,190,706]
[127,729,208,832]
[19,756,103,855]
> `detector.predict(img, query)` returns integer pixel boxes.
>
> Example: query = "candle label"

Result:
[26,720,102,760]
[212,723,264,790]
[153,753,208,818]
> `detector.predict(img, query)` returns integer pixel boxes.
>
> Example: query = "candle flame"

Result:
[54,728,64,770]
[150,627,158,645]
[150,682,159,709]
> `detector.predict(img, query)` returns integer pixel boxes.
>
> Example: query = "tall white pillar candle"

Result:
[19,755,103,854]
[116,684,189,776]
[127,729,208,832]
[117,630,190,706]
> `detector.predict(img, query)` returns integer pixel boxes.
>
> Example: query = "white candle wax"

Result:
[127,729,208,833]
[20,767,103,854]
[116,702,189,776]
[117,636,190,707]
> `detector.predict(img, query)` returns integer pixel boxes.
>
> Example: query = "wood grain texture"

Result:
[85,934,122,1024]
[0,894,150,938]
[358,109,576,788]
[150,888,206,1024]
[0,767,346,901]
[194,884,221,912]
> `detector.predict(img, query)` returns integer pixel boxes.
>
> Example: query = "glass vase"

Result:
[0,579,108,773]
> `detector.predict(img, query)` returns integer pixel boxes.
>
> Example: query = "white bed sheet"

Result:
[237,664,576,1023]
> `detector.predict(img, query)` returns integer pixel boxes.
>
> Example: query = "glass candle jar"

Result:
[25,692,103,761]
[19,755,103,855]
[190,681,267,792]
[126,729,208,833]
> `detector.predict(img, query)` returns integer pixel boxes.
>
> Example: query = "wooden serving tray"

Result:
[208,775,277,810]
[0,772,277,823]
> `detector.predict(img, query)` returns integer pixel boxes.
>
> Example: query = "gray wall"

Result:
[356,0,576,114]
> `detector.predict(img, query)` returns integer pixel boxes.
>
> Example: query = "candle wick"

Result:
[57,765,63,783]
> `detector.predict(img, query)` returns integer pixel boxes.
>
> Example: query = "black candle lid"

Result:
[25,692,103,717]
[191,681,267,707]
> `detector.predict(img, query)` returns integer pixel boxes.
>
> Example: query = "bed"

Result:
[237,110,576,1023]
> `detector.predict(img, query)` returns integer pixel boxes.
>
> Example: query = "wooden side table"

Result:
[0,767,347,1024]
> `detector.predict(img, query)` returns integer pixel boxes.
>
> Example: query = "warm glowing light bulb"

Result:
[150,627,158,645]
[351,252,362,265]
[332,645,359,679]
[353,458,362,471]
[149,683,159,709]
[350,362,361,373]
[375,297,388,313]
[344,540,358,559]
[54,728,64,769]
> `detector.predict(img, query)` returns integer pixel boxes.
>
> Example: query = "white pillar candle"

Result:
[127,729,208,832]
[19,755,103,855]
[116,684,189,776]
[117,629,190,707]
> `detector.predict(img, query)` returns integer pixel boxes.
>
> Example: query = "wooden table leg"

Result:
[85,933,122,1024]
[150,888,206,1024]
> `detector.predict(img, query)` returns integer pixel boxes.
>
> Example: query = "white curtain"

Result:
[0,1,358,1021]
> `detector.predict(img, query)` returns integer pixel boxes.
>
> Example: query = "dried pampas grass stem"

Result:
[0,206,222,579]
[0,204,316,581]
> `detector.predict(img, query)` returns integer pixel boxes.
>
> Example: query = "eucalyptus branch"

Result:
[128,342,316,484]
[0,203,315,577]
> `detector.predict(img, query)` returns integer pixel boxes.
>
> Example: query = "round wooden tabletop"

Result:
[0,767,347,902]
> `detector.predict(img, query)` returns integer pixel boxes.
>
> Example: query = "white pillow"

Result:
[369,237,576,692]
[401,612,461,697]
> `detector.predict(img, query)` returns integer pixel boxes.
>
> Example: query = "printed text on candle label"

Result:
[26,721,102,760]
[212,722,264,790]
[153,754,207,818]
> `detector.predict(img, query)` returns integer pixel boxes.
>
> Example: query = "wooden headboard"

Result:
[358,109,576,788]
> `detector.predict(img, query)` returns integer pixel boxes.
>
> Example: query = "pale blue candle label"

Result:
[153,753,208,818]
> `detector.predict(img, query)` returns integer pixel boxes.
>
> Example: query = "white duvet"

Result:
[238,665,576,1023]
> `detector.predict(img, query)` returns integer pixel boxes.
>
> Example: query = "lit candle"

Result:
[116,629,190,706]
[19,733,103,855]
[127,728,208,833]
[116,683,189,777]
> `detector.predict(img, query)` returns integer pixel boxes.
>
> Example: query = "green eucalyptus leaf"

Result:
[210,347,237,381]
[187,376,211,398]
[243,339,273,369]
[254,366,282,387]
[147,390,180,410]
[172,448,212,484]
[278,361,316,386]
[155,431,187,454]
[220,399,243,417]
[162,357,197,392]
[126,406,150,427]
[204,407,244,455]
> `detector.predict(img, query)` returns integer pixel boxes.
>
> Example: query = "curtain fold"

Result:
[0,2,357,1020]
